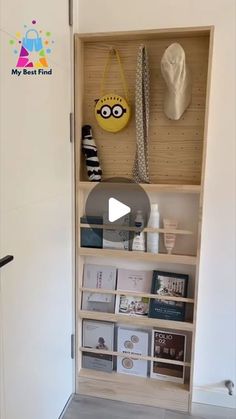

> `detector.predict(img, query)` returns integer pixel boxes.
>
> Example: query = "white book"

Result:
[83,320,114,372]
[117,327,149,377]
[82,264,116,313]
[151,330,186,383]
[115,269,152,316]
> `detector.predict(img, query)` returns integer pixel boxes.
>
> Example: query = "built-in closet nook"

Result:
[74,26,213,413]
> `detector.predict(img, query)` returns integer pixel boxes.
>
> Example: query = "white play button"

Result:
[84,177,150,244]
[108,197,131,223]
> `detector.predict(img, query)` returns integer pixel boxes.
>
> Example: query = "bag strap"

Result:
[100,49,129,102]
[24,29,40,40]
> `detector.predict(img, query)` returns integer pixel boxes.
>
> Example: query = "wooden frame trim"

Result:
[75,26,213,42]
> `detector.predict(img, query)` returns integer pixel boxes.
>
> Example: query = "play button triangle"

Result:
[108,197,131,223]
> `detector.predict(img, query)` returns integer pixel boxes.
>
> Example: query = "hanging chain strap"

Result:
[100,48,129,102]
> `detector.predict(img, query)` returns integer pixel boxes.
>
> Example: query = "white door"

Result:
[0,1,73,418]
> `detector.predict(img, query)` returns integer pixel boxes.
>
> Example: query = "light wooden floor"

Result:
[61,395,235,419]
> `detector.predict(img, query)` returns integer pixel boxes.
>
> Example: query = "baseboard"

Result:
[58,393,75,419]
[193,386,236,409]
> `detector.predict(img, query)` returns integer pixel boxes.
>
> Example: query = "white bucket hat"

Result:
[161,43,192,120]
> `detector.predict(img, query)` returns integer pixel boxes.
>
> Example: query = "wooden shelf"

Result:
[80,223,193,235]
[78,368,190,411]
[78,181,201,194]
[79,347,191,367]
[78,247,197,265]
[81,287,194,303]
[78,26,212,41]
[79,310,194,332]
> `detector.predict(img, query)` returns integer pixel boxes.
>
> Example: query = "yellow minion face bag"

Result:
[95,49,131,133]
[95,94,130,133]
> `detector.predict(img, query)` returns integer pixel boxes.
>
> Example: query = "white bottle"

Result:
[147,203,160,253]
[132,210,146,252]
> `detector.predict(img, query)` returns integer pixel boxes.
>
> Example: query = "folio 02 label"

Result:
[9,19,54,77]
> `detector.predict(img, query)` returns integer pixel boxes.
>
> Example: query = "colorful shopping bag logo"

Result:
[23,29,43,51]
[9,20,54,70]
[17,29,48,68]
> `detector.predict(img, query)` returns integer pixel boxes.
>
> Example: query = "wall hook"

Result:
[225,380,234,396]
[109,46,116,55]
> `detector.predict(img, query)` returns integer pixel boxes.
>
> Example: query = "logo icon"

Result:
[17,29,48,68]
[9,20,54,71]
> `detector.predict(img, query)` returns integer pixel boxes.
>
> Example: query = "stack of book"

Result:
[83,320,114,372]
[80,214,130,251]
[115,269,152,316]
[117,327,149,377]
[81,265,189,382]
[149,271,188,322]
[82,264,116,313]
[82,320,186,382]
[82,265,189,322]
[151,330,186,383]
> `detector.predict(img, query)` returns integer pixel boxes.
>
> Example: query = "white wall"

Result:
[0,1,73,418]
[76,0,236,407]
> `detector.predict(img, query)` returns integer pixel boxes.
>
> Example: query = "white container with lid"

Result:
[147,203,160,254]
[132,210,146,252]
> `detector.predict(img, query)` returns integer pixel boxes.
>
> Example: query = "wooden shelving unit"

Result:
[79,347,191,366]
[78,181,202,194]
[74,26,213,413]
[78,247,197,265]
[80,287,195,303]
[78,368,190,412]
[79,310,194,332]
[79,223,194,235]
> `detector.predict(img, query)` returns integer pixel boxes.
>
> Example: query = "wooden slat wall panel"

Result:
[81,36,209,184]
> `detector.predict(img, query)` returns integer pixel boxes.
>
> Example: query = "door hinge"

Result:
[71,334,75,359]
[69,112,74,143]
[68,0,73,26]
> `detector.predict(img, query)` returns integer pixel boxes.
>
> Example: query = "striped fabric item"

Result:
[82,125,102,181]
